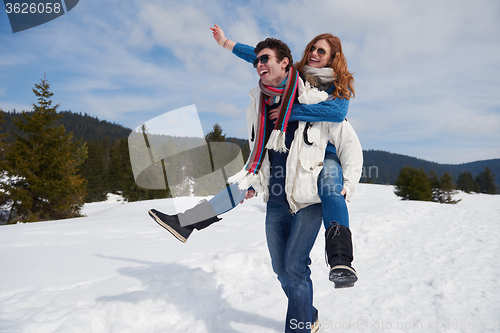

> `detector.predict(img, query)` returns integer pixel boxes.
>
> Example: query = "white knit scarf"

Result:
[301,65,336,91]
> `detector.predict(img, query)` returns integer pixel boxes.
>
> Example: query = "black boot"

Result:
[148,209,221,243]
[325,223,358,288]
[191,215,222,230]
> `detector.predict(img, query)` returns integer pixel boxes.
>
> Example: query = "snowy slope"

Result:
[0,185,499,333]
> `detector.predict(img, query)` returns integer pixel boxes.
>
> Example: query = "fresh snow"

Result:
[1,184,499,333]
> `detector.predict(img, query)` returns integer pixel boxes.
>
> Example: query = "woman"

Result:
[149,25,359,289]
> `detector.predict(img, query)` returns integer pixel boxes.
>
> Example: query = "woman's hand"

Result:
[210,24,226,47]
[268,108,280,121]
[240,189,256,203]
[210,24,236,51]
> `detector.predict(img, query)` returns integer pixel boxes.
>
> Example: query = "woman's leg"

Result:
[208,183,247,215]
[317,153,349,229]
[177,183,247,226]
[318,153,357,288]
[149,184,246,242]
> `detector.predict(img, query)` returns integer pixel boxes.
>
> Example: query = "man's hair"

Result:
[254,38,293,71]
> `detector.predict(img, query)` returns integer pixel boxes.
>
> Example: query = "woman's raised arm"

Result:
[210,25,348,123]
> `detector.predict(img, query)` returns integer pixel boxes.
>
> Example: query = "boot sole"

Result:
[329,265,358,289]
[311,318,320,333]
[148,210,188,243]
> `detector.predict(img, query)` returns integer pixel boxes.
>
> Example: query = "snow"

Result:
[1,184,499,333]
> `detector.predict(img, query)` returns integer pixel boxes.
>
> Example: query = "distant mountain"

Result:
[362,150,500,189]
[0,110,132,143]
[1,111,498,190]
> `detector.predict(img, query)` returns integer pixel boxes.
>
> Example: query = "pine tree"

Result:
[437,172,461,204]
[414,167,433,201]
[456,171,479,193]
[3,77,87,222]
[475,167,497,194]
[0,110,10,212]
[80,139,109,202]
[205,123,226,143]
[199,123,239,196]
[428,170,440,202]
[109,137,168,202]
[394,166,432,201]
[394,167,414,200]
[107,138,131,195]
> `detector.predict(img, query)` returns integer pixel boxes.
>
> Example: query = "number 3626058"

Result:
[5,2,62,14]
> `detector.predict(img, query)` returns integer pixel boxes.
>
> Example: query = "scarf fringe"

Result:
[265,129,288,153]
[228,169,259,190]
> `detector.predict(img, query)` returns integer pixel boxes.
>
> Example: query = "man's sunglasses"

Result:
[310,45,327,57]
[253,54,276,68]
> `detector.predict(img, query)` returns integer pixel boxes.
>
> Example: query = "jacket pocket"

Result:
[293,157,324,203]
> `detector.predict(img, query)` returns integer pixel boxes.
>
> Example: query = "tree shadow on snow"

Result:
[95,255,282,333]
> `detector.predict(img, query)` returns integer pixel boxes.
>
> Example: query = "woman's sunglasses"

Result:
[310,45,327,57]
[253,54,276,68]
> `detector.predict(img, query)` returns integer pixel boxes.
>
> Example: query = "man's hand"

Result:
[240,189,256,203]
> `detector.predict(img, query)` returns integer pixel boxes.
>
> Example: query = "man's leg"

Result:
[265,201,292,297]
[284,203,322,333]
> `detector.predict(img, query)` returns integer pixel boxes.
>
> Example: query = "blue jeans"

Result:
[318,153,349,229]
[265,201,323,333]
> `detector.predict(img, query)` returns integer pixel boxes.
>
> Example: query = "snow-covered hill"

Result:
[1,185,499,333]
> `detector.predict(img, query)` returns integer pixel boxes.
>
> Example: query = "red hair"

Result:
[295,34,355,100]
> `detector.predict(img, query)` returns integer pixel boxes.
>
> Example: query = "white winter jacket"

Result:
[245,86,363,213]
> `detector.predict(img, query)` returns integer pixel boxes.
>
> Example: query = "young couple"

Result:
[148,25,363,333]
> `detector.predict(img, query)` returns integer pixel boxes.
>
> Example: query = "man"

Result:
[231,38,322,333]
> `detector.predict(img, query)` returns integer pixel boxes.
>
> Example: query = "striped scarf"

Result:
[229,67,299,190]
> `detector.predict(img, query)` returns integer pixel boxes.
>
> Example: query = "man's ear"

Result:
[281,57,290,70]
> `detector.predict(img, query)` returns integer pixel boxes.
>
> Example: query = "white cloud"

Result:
[136,4,215,73]
[445,111,500,138]
[0,53,36,67]
[194,99,245,118]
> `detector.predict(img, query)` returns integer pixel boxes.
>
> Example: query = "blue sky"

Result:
[1,0,499,164]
